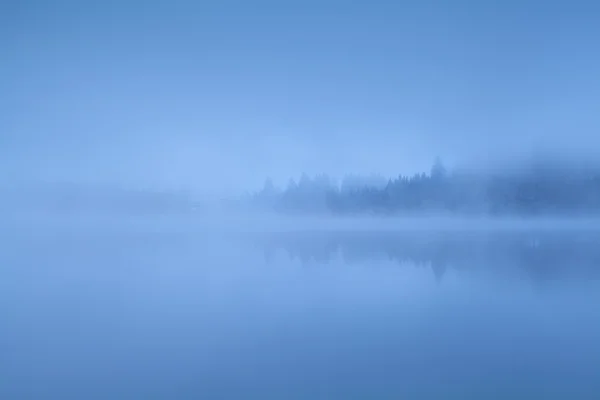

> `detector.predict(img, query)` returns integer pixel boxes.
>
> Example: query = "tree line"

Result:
[250,158,600,216]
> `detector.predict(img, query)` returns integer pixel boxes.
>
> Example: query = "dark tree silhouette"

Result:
[250,158,600,216]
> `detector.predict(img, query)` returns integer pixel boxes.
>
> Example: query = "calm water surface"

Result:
[1,218,600,399]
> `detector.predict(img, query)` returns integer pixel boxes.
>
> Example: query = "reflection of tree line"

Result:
[256,231,600,283]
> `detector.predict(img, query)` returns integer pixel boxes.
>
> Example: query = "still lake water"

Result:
[2,217,600,399]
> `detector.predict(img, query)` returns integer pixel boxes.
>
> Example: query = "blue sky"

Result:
[2,1,600,193]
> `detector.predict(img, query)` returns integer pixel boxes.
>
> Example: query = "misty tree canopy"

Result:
[250,159,600,216]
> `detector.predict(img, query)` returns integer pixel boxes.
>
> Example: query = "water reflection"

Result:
[2,224,600,399]
[254,230,600,284]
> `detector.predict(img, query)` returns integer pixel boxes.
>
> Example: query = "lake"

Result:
[2,217,600,399]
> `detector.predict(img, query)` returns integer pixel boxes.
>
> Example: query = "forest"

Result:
[250,158,600,216]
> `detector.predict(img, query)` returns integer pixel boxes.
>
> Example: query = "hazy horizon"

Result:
[5,3,600,398]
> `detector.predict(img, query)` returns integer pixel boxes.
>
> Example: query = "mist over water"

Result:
[5,1,600,398]
[2,216,600,399]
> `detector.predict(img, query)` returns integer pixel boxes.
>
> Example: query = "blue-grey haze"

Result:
[3,2,600,399]
[3,1,600,194]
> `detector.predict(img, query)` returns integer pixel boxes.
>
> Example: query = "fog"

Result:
[3,1,600,196]
[4,2,600,399]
